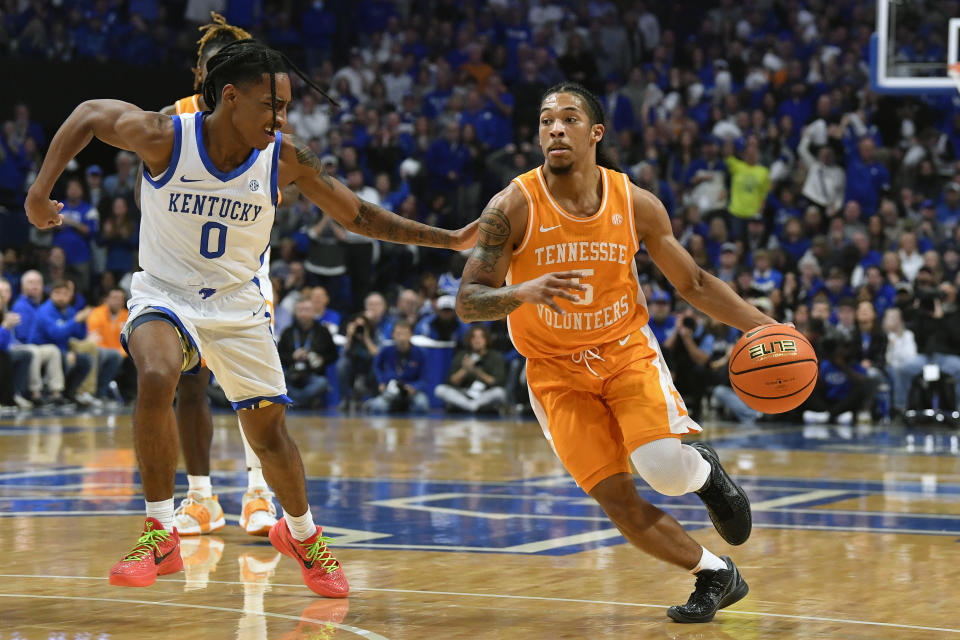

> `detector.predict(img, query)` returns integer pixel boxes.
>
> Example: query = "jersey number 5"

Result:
[200,221,227,259]
[570,269,595,306]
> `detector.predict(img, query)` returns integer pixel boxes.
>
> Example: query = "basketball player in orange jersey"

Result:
[457,82,777,623]
[152,14,282,540]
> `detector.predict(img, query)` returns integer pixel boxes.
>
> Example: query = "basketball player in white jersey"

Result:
[152,15,282,541]
[25,39,477,597]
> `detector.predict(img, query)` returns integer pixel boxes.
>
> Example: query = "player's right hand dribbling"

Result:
[517,271,586,314]
[25,190,65,229]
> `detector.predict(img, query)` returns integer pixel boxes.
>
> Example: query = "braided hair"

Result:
[540,82,622,172]
[202,39,338,131]
[193,12,252,91]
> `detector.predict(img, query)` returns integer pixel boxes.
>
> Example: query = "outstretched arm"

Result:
[456,184,584,322]
[634,186,775,332]
[27,100,174,229]
[279,135,477,250]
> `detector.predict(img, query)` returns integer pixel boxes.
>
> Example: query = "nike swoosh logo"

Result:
[154,547,176,565]
[539,224,561,232]
[619,334,631,346]
[291,543,314,568]
[180,175,203,183]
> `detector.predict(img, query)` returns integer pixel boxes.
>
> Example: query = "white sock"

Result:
[247,467,268,492]
[284,507,318,541]
[691,546,727,574]
[187,475,213,498]
[146,498,175,532]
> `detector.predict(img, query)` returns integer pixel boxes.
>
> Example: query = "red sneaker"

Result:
[109,517,183,587]
[269,518,349,598]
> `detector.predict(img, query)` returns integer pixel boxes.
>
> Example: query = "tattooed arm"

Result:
[278,134,478,250]
[27,100,174,229]
[456,185,584,322]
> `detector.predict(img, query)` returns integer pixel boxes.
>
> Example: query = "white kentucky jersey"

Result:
[138,111,281,295]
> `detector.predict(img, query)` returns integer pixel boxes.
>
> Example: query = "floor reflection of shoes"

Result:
[279,599,351,640]
[180,535,224,591]
[238,550,282,586]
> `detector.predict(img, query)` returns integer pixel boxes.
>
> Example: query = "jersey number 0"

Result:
[200,221,227,259]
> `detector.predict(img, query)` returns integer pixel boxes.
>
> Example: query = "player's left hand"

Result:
[450,218,480,251]
[25,190,64,229]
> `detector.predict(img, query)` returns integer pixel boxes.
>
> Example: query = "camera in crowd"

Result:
[915,287,943,313]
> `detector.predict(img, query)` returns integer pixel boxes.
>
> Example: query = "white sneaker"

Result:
[803,410,830,425]
[856,411,872,425]
[174,492,226,535]
[74,392,103,408]
[239,488,278,536]
[836,411,854,426]
[12,394,33,410]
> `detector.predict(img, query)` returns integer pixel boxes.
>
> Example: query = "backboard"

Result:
[869,0,960,95]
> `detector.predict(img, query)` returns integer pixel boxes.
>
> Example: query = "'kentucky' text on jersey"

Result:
[506,166,650,358]
[138,110,280,291]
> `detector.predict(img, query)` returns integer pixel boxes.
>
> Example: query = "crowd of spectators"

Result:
[3,0,960,424]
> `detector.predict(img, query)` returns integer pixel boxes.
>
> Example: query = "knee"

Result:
[631,447,691,497]
[637,468,689,496]
[137,363,181,400]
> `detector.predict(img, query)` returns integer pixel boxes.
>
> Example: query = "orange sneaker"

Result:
[109,517,182,587]
[173,492,225,536]
[269,518,349,598]
[279,599,351,639]
[180,535,224,591]
[239,488,278,536]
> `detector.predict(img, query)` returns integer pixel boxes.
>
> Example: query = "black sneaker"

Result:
[667,556,749,623]
[692,442,752,545]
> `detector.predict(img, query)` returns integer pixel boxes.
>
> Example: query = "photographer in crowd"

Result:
[365,321,429,414]
[336,313,379,412]
[279,299,338,410]
[435,325,506,414]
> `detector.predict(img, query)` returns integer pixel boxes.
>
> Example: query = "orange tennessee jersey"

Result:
[174,94,202,115]
[506,166,650,358]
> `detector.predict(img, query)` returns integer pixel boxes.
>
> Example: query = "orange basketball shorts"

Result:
[526,325,702,493]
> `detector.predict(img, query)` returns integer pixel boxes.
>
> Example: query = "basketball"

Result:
[728,324,818,414]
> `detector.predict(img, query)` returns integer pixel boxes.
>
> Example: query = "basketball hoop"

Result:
[950,62,960,95]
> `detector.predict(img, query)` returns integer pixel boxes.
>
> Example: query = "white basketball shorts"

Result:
[121,271,289,410]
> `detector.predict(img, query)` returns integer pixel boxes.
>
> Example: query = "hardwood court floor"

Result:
[0,409,958,639]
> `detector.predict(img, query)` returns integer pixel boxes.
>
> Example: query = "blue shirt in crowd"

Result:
[29,300,86,351]
[648,315,677,345]
[820,360,865,401]
[54,201,98,265]
[10,294,41,344]
[844,154,890,216]
[373,344,426,392]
